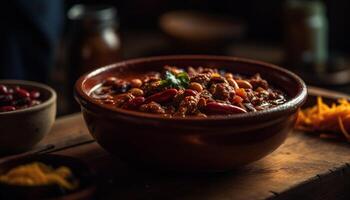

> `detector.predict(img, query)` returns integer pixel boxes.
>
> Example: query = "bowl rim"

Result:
[75,55,307,122]
[0,80,57,115]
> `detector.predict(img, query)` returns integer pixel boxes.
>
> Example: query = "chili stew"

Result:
[90,66,287,117]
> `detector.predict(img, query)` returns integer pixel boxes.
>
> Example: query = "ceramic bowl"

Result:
[75,55,307,171]
[0,80,56,154]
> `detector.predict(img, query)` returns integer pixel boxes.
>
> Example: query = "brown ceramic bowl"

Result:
[0,80,56,155]
[74,55,307,172]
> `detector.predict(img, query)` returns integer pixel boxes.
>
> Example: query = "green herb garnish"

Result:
[159,71,190,89]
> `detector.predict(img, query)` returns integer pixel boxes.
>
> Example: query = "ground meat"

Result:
[164,105,176,114]
[199,90,213,100]
[197,67,218,74]
[114,93,134,107]
[249,73,268,89]
[173,89,185,105]
[210,83,232,100]
[176,95,199,116]
[139,101,165,114]
[209,76,227,85]
[142,80,162,96]
[190,73,211,86]
[187,67,197,76]
[142,72,161,83]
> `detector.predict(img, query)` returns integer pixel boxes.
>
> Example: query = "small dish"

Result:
[0,154,95,200]
[0,80,56,155]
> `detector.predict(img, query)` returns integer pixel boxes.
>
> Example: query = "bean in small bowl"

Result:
[0,85,42,112]
[0,80,56,155]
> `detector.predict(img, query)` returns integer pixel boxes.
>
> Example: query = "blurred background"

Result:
[1,0,349,115]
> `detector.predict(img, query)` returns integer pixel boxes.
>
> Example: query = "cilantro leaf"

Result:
[159,71,189,89]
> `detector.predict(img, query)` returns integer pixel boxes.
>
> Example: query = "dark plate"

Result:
[0,154,95,200]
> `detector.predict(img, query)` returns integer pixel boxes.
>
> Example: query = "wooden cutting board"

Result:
[3,87,350,200]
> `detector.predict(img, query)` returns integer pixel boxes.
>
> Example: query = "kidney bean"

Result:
[7,88,14,94]
[30,90,40,99]
[16,88,30,98]
[209,76,227,85]
[103,77,118,86]
[129,88,144,96]
[30,100,41,106]
[205,102,247,115]
[0,106,16,112]
[130,79,143,88]
[12,97,31,106]
[112,80,131,93]
[236,80,253,89]
[224,73,233,79]
[189,82,203,92]
[0,94,13,104]
[0,85,8,94]
[0,85,42,112]
[227,78,239,89]
[124,96,145,109]
[102,99,115,104]
[145,89,178,103]
[184,89,197,96]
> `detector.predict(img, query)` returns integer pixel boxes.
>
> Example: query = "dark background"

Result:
[64,0,348,52]
[1,0,349,114]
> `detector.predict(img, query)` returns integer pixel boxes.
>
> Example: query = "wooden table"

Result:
[5,87,350,200]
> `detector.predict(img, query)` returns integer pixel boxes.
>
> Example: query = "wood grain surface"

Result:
[3,86,350,200]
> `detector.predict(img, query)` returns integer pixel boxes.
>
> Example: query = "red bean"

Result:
[0,85,8,94]
[145,89,178,103]
[0,106,16,112]
[30,100,41,106]
[16,89,30,98]
[184,89,198,96]
[0,94,13,103]
[12,97,31,106]
[30,90,40,99]
[205,102,247,115]
[102,99,115,104]
[0,85,42,112]
[7,88,14,94]
[124,96,145,109]
[103,77,118,86]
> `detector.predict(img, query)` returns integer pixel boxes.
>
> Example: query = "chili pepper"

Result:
[145,89,178,103]
[205,102,247,115]
[231,95,243,104]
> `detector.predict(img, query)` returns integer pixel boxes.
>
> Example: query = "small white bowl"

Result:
[0,80,56,154]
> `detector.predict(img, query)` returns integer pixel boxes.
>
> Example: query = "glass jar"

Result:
[65,5,122,112]
[66,4,121,79]
[284,0,328,73]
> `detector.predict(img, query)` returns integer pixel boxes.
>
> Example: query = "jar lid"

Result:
[68,4,118,25]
